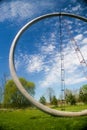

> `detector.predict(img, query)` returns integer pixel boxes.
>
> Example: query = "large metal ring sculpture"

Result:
[9,12,87,117]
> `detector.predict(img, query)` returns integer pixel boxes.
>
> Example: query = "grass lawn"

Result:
[55,104,87,112]
[0,107,87,130]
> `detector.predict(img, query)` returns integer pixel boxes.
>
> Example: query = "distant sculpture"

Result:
[9,12,87,117]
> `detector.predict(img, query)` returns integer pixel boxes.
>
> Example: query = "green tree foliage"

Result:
[39,96,46,105]
[65,89,76,105]
[3,78,35,108]
[79,84,87,104]
[67,94,76,105]
[51,96,58,106]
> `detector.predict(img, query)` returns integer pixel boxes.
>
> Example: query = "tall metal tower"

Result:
[59,15,65,105]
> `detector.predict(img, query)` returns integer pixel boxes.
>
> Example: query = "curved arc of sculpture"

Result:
[9,12,87,117]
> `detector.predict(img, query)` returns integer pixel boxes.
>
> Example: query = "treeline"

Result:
[39,85,87,106]
[0,76,87,108]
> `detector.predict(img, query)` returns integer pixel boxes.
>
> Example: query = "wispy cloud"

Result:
[0,1,37,22]
[0,0,86,23]
[15,58,20,70]
[0,1,54,22]
[72,5,81,11]
[75,34,83,41]
[82,38,87,44]
[41,44,56,55]
[27,55,44,73]
[39,44,87,88]
[15,31,87,88]
[14,7,87,88]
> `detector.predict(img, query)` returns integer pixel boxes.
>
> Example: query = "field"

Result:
[0,106,87,130]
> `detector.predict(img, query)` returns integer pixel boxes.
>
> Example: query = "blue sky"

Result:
[0,0,87,100]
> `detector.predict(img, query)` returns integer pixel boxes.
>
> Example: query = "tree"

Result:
[65,89,76,105]
[79,84,87,104]
[67,94,76,105]
[51,96,58,106]
[3,77,35,108]
[39,96,46,105]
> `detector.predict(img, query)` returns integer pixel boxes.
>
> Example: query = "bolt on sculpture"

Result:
[9,12,87,117]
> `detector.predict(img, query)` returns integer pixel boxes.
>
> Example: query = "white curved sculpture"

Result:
[9,12,87,117]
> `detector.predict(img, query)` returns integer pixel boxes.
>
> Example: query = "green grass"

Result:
[56,104,87,112]
[0,107,87,130]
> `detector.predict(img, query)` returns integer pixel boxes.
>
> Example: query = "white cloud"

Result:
[0,1,54,22]
[82,38,87,44]
[75,34,83,41]
[41,44,56,54]
[10,2,34,18]
[39,62,60,88]
[39,35,87,87]
[81,44,87,60]
[0,1,36,22]
[84,31,87,34]
[16,32,87,87]
[16,37,87,88]
[63,3,83,14]
[15,58,21,70]
[72,5,81,11]
[66,76,86,85]
[26,55,44,73]
[14,15,87,89]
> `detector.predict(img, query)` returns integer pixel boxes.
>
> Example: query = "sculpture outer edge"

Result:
[9,12,87,117]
